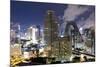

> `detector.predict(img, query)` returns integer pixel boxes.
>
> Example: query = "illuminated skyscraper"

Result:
[26,25,38,44]
[44,10,58,43]
[44,10,58,57]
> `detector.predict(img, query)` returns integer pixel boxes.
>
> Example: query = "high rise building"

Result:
[26,25,38,44]
[44,10,58,43]
[58,37,72,61]
[84,27,95,55]
[22,25,41,58]
[44,10,58,57]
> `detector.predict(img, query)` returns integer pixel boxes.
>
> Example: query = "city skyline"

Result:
[10,1,95,66]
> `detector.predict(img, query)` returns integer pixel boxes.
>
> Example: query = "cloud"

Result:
[63,5,89,21]
[78,12,95,28]
[60,5,90,35]
[84,12,95,28]
[59,5,95,35]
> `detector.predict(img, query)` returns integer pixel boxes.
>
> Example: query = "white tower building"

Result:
[27,26,38,44]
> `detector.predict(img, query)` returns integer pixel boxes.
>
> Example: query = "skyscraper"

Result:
[44,10,58,57]
[44,10,58,43]
[26,25,38,44]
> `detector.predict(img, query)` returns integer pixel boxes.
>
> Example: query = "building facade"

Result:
[44,10,58,58]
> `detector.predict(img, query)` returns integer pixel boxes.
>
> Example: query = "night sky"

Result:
[11,1,95,32]
[11,1,67,29]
